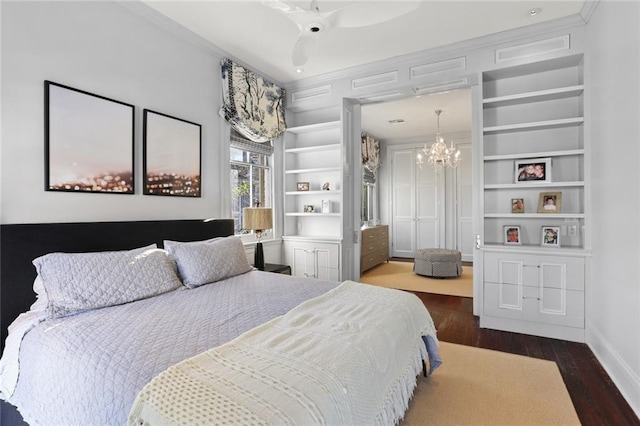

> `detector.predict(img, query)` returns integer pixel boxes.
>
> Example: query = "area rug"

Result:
[401,342,580,425]
[360,261,473,298]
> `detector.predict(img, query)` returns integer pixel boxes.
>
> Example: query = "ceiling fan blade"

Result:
[292,33,317,67]
[329,2,420,28]
[261,0,305,15]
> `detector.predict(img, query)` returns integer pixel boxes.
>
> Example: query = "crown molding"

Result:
[284,13,586,91]
[580,0,600,23]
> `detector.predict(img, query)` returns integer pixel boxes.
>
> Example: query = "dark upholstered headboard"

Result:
[0,219,235,351]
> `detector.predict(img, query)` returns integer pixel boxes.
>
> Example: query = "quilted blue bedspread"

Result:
[9,271,339,425]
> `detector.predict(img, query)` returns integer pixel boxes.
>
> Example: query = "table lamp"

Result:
[242,207,273,270]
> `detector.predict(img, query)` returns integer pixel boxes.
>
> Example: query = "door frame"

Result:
[346,83,482,316]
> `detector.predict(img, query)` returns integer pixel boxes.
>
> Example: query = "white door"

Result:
[391,149,416,257]
[416,161,442,250]
[391,147,444,257]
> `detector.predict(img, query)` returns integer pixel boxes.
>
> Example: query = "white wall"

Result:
[586,0,640,416]
[1,1,226,224]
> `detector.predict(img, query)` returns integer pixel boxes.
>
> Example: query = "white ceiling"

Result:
[361,88,472,142]
[140,0,585,139]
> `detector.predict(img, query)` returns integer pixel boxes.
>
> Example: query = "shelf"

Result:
[483,85,584,107]
[484,213,585,219]
[483,117,584,134]
[285,213,341,217]
[285,143,341,154]
[484,181,584,189]
[484,149,584,162]
[286,121,340,134]
[285,167,341,174]
[285,190,341,195]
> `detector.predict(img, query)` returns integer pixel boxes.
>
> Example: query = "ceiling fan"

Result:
[263,0,421,67]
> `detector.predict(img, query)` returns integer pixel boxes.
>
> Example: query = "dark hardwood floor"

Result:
[413,291,640,426]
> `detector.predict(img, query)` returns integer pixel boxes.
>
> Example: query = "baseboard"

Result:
[587,325,640,418]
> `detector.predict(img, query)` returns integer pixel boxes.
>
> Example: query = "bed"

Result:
[0,219,440,425]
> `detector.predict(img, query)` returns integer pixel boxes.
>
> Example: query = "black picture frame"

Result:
[44,81,135,194]
[143,109,202,197]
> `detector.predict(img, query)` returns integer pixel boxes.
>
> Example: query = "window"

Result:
[230,133,273,235]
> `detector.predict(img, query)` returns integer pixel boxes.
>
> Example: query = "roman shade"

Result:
[221,58,287,143]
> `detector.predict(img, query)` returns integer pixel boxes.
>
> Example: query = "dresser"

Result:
[360,225,389,273]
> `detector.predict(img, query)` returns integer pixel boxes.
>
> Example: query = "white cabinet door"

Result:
[285,239,340,281]
[416,163,441,249]
[391,148,444,257]
[391,150,415,257]
[483,251,585,330]
[291,245,316,279]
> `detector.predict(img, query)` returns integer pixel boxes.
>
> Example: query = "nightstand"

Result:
[262,263,292,275]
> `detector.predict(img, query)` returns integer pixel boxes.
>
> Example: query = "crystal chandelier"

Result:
[416,109,461,169]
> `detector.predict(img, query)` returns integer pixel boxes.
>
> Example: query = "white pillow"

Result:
[166,236,252,288]
[33,245,182,319]
[162,237,222,251]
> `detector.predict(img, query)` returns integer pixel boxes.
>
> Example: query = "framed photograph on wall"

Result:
[537,191,562,213]
[514,157,551,184]
[45,81,135,193]
[504,225,522,245]
[143,109,201,197]
[511,198,525,213]
[541,226,561,247]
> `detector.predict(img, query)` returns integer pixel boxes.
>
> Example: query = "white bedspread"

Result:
[129,280,438,425]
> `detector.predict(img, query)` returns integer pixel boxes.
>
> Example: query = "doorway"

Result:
[360,89,473,259]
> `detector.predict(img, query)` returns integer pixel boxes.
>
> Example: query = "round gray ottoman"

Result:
[414,248,462,278]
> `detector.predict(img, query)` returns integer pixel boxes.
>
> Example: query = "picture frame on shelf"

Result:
[143,109,201,197]
[504,226,522,245]
[511,198,525,213]
[541,226,560,247]
[297,182,309,191]
[304,205,315,213]
[514,157,551,184]
[321,199,331,213]
[537,191,562,213]
[44,81,135,194]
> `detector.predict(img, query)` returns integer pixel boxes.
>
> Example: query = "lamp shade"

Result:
[243,207,273,230]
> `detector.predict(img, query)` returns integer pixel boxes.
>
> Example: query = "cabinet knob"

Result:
[522,296,541,300]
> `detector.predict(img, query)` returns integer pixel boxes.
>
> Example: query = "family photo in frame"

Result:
[514,158,551,183]
[537,192,562,213]
[541,226,560,247]
[511,198,525,213]
[504,225,522,245]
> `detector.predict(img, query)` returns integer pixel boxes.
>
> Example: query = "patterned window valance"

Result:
[361,132,381,171]
[221,58,287,143]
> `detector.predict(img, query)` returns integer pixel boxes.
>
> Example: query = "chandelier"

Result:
[416,109,461,169]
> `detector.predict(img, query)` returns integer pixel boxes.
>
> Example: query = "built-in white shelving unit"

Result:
[479,54,588,342]
[282,120,343,280]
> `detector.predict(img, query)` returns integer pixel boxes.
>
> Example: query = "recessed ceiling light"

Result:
[529,8,542,16]
[388,119,405,124]
[295,68,304,73]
